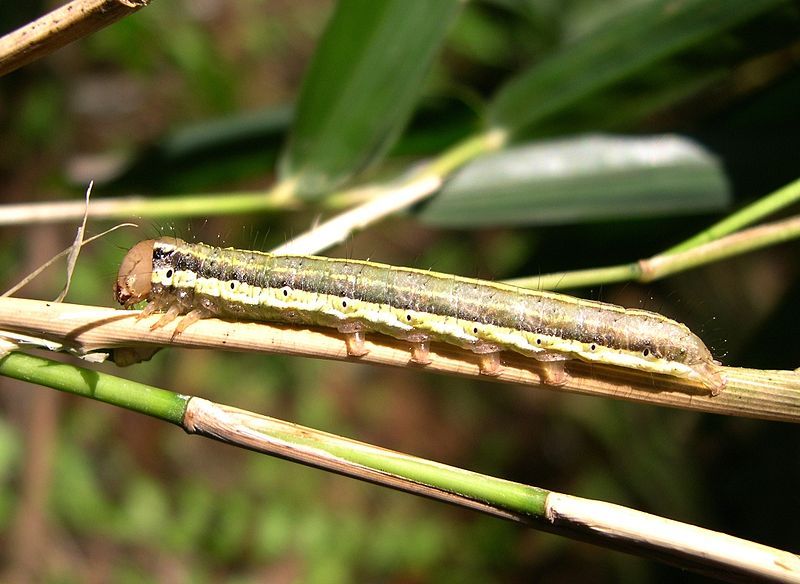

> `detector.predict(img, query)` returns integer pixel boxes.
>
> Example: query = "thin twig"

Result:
[0,188,305,226]
[639,214,800,281]
[272,129,508,255]
[0,297,798,423]
[2,223,136,298]
[666,176,800,254]
[270,174,442,255]
[0,0,151,77]
[505,213,800,290]
[0,130,505,230]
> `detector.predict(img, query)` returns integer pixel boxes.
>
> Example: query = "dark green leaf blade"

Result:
[488,0,785,134]
[419,134,730,227]
[280,0,462,198]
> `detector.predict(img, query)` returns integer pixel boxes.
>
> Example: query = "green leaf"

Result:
[489,0,785,134]
[418,134,730,227]
[279,0,462,198]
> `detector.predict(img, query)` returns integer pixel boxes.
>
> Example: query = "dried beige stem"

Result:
[0,0,151,77]
[271,174,443,255]
[544,493,800,583]
[1,297,799,422]
[272,129,507,256]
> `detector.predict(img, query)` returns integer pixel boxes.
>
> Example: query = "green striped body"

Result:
[138,239,724,393]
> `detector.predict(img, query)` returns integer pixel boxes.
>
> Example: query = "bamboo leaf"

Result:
[488,0,785,134]
[419,134,730,227]
[279,0,461,198]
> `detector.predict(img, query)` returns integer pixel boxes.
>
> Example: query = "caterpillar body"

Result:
[114,239,725,395]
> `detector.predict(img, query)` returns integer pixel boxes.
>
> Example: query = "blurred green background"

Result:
[1,1,799,582]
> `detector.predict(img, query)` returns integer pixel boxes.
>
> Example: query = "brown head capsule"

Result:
[114,239,155,307]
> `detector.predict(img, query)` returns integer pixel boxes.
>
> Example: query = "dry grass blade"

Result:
[2,223,136,298]
[54,182,92,302]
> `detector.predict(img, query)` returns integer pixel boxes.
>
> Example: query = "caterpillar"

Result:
[114,238,725,395]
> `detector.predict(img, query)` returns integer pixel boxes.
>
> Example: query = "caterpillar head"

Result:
[114,239,155,307]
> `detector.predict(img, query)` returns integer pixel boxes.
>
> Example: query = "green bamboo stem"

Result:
[0,350,545,520]
[0,352,187,423]
[0,129,508,229]
[0,184,302,226]
[640,214,800,281]
[505,179,800,291]
[2,349,798,581]
[666,176,800,254]
[504,264,637,291]
[184,397,548,521]
[423,128,509,178]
